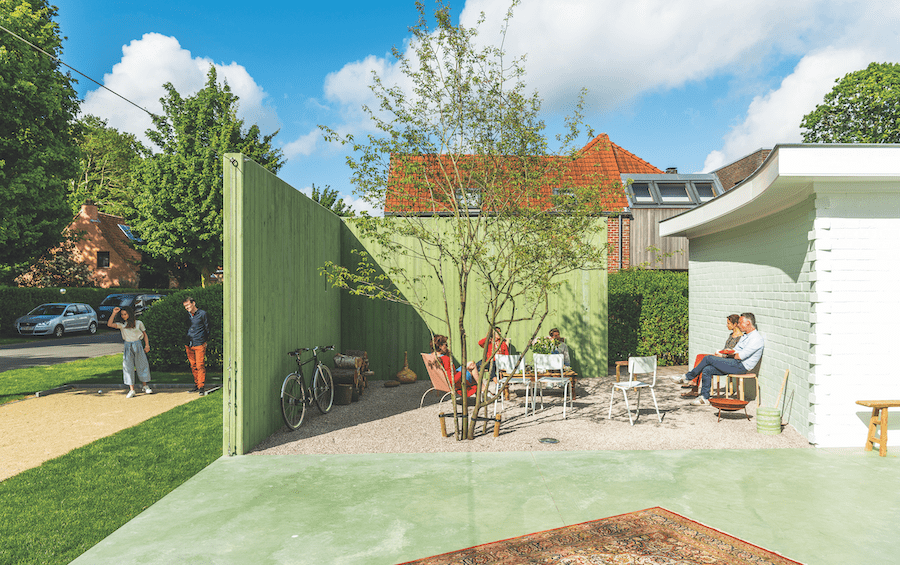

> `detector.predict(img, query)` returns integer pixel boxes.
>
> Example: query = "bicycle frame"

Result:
[281,345,335,430]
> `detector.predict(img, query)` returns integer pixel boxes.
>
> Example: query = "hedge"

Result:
[141,285,223,370]
[0,286,172,337]
[608,269,688,366]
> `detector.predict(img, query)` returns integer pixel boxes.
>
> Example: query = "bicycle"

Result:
[281,345,335,430]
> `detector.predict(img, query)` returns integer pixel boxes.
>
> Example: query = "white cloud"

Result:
[283,129,322,158]
[459,0,828,111]
[702,48,872,171]
[81,33,280,148]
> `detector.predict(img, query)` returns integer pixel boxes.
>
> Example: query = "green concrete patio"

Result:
[73,447,898,564]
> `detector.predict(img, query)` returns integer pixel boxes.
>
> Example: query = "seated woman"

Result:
[673,314,743,390]
[430,334,479,397]
[478,326,510,379]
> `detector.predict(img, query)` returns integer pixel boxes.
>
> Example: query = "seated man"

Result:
[549,327,571,366]
[681,312,764,406]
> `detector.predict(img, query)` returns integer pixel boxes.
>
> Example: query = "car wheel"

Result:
[88,322,97,334]
[54,325,64,338]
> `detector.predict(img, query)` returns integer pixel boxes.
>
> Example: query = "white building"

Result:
[660,144,900,447]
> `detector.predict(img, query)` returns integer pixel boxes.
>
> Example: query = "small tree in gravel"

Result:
[321,2,613,439]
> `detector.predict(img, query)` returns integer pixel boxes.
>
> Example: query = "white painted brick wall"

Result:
[806,188,900,447]
[688,196,815,439]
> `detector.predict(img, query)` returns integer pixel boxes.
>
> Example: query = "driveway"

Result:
[0,331,123,373]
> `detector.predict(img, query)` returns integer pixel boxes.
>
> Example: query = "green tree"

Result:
[310,183,354,216]
[133,66,285,287]
[800,62,900,143]
[321,2,612,439]
[0,0,80,264]
[69,115,146,218]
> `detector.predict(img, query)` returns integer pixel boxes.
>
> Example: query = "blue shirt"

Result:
[186,309,210,347]
[734,330,764,371]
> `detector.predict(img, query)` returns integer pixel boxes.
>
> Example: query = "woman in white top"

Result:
[107,306,152,398]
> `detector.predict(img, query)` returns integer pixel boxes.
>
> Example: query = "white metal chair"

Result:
[533,353,572,418]
[495,354,533,415]
[608,355,661,425]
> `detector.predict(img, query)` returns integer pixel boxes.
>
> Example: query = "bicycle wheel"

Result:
[313,365,334,414]
[281,373,307,430]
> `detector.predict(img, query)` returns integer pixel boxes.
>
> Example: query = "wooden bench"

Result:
[856,400,900,457]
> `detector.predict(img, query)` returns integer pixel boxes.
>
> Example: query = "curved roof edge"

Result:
[659,143,900,239]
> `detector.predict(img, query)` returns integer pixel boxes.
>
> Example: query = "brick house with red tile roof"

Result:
[68,201,142,288]
[385,134,662,271]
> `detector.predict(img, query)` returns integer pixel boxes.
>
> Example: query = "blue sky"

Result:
[54,0,900,214]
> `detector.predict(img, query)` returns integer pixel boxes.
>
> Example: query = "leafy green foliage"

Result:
[0,285,172,337]
[133,66,285,286]
[141,284,223,370]
[311,183,354,216]
[0,0,80,264]
[68,115,147,217]
[609,269,688,366]
[0,392,221,564]
[320,2,613,438]
[801,62,900,143]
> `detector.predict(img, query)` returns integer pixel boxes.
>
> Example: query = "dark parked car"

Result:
[96,293,165,323]
[15,303,99,337]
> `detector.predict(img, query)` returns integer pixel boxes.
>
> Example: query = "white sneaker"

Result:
[691,396,709,406]
[143,385,153,394]
[126,390,135,399]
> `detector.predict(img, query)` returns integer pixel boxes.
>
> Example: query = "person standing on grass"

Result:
[107,306,152,399]
[183,297,210,393]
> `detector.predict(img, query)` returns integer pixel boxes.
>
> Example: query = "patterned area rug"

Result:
[400,507,803,564]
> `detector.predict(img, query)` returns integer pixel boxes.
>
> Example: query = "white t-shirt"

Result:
[115,320,146,343]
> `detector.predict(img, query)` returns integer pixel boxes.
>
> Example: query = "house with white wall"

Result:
[659,144,900,447]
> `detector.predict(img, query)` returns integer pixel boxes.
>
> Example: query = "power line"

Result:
[0,23,157,118]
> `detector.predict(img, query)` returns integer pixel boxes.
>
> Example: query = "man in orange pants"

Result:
[183,297,210,393]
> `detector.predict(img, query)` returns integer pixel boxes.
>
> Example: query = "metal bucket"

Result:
[756,407,782,435]
[334,384,353,405]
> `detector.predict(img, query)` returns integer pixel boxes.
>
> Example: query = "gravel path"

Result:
[251,365,811,455]
[0,386,201,481]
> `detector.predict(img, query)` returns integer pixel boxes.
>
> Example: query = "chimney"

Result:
[82,200,99,221]
[665,167,678,174]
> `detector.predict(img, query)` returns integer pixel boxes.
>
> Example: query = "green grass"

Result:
[0,355,223,405]
[0,391,223,565]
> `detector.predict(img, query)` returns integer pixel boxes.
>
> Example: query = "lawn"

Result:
[0,355,223,405]
[0,381,223,565]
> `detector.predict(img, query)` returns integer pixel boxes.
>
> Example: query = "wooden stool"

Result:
[856,400,900,457]
[615,360,628,382]
[714,373,758,401]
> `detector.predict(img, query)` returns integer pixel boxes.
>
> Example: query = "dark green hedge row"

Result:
[0,286,172,337]
[141,285,223,370]
[608,270,688,366]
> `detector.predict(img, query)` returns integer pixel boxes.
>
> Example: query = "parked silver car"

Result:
[15,303,99,337]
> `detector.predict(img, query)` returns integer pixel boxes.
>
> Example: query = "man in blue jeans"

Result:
[678,312,764,406]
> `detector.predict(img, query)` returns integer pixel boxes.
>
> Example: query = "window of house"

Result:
[455,187,481,212]
[657,183,691,204]
[97,251,110,268]
[630,183,654,203]
[694,182,716,201]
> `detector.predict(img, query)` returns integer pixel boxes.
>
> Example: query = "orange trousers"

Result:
[186,344,206,387]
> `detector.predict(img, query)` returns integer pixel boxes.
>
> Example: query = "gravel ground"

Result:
[251,365,811,455]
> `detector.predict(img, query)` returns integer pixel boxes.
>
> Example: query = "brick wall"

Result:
[806,187,900,447]
[606,215,630,272]
[689,196,815,440]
